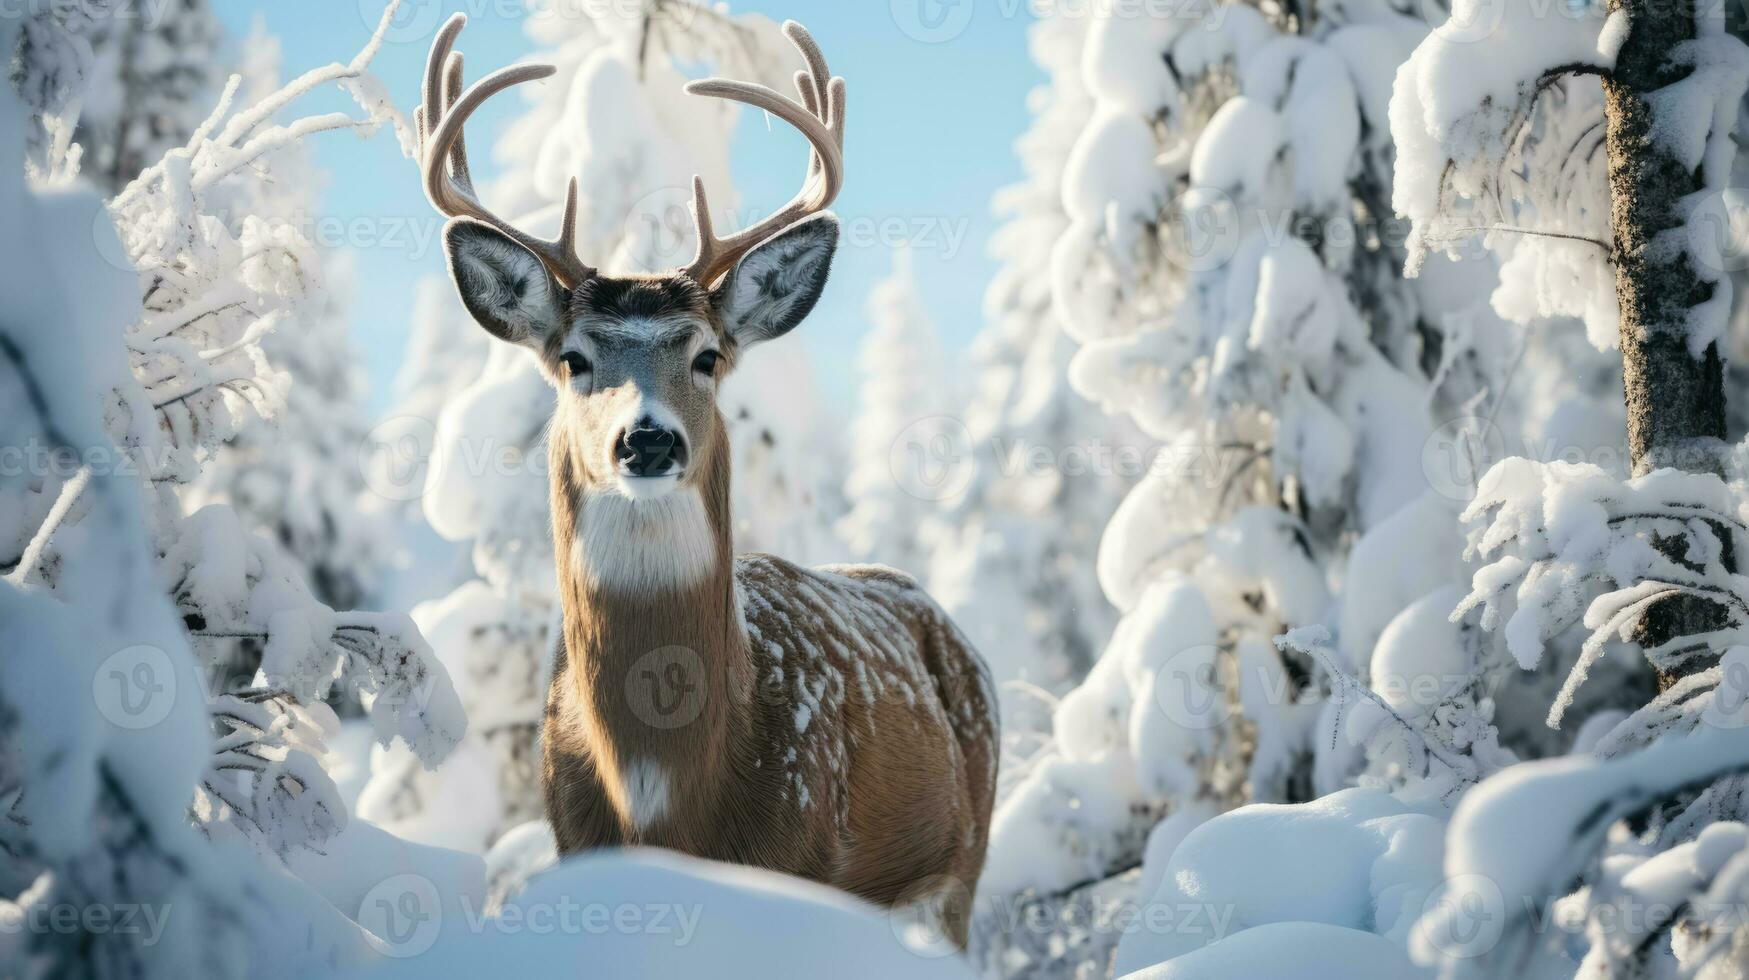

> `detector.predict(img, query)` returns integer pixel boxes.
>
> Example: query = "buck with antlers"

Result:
[414,15,997,945]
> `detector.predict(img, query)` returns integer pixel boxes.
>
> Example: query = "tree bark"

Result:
[1605,0,1728,477]
[1603,0,1732,688]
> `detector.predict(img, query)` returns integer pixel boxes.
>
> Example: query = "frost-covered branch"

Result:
[1453,457,1747,735]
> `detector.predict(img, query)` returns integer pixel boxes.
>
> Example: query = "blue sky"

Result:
[212,1,1043,413]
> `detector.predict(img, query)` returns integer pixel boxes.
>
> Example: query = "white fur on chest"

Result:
[619,759,670,830]
[571,488,716,594]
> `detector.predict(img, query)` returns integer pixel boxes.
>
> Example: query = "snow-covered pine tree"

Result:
[1384,0,1749,973]
[1086,0,1749,976]
[184,22,391,660]
[10,0,111,179]
[839,246,949,577]
[2,6,477,974]
[360,0,846,853]
[970,0,1526,973]
[924,10,1131,754]
[72,0,224,193]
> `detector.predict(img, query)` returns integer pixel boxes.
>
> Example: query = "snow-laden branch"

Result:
[102,0,411,487]
[1453,456,1749,737]
[1412,724,1749,978]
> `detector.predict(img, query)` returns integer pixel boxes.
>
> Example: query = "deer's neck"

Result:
[549,442,751,834]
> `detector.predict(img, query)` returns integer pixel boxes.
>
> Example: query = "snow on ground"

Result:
[361,849,975,978]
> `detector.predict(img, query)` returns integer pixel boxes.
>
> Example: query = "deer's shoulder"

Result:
[732,553,939,617]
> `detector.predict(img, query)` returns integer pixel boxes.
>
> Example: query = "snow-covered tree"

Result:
[1086,0,1749,976]
[839,246,950,577]
[1,6,477,975]
[925,11,1131,751]
[967,0,1531,973]
[73,0,224,192]
[185,23,391,645]
[360,0,848,853]
[10,0,111,179]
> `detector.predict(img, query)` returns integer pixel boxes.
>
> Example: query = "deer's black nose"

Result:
[617,423,686,477]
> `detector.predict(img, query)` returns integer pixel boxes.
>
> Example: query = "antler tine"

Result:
[788,21,845,183]
[419,13,463,152]
[441,50,472,190]
[417,13,593,289]
[681,20,846,288]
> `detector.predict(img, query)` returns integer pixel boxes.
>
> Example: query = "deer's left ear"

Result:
[444,218,570,347]
[712,212,839,348]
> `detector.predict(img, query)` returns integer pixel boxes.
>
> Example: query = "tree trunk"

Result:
[1603,0,1732,687]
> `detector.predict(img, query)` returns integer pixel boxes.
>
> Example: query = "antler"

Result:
[416,14,594,289]
[681,21,846,288]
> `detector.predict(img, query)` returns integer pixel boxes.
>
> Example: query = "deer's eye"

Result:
[692,350,721,376]
[560,352,591,378]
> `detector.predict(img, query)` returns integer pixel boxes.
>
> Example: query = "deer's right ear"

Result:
[711,213,839,349]
[444,219,569,346]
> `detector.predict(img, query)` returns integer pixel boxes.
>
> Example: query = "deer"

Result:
[412,15,998,947]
